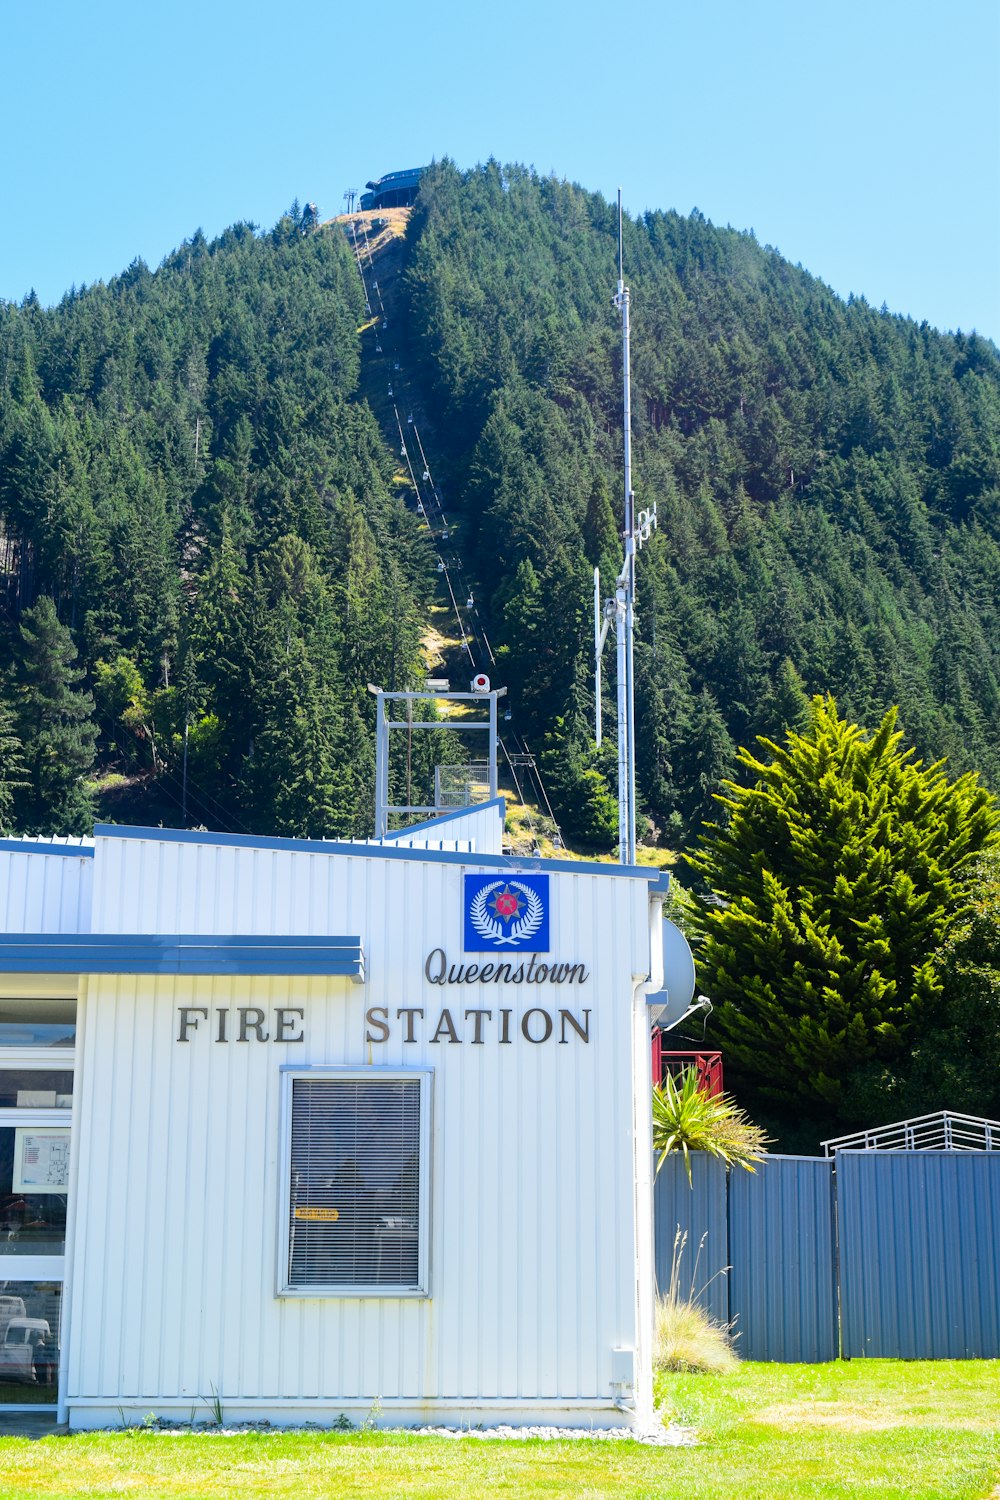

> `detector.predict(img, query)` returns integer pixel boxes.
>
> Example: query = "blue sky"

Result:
[3,0,998,340]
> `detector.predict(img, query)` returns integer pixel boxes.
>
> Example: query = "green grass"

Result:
[0,1362,998,1499]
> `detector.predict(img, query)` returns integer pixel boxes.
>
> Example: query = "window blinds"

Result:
[287,1076,422,1290]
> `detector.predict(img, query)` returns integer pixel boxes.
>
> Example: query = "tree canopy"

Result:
[0,205,433,835]
[401,161,1000,842]
[1,171,999,849]
[686,697,999,1137]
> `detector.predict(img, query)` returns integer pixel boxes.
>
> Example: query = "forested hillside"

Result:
[400,161,1000,844]
[0,205,433,834]
[0,168,998,844]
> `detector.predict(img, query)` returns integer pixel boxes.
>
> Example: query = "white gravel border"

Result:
[131,1419,696,1447]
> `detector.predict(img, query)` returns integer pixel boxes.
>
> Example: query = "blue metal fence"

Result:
[652,1153,729,1328]
[653,1149,1000,1361]
[729,1156,838,1362]
[838,1151,1000,1358]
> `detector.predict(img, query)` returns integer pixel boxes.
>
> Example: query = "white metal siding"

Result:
[382,802,504,856]
[0,850,93,934]
[68,838,650,1416]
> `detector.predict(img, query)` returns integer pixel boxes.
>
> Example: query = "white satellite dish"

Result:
[648,918,698,1029]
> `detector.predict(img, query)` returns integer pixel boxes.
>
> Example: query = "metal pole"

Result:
[621,280,637,863]
[375,692,388,837]
[616,587,628,863]
[594,568,603,749]
[616,189,637,865]
[489,692,498,799]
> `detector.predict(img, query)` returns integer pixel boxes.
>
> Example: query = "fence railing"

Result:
[823,1110,1000,1156]
[651,1041,723,1096]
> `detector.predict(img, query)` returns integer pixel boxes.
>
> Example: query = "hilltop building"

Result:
[359,168,424,211]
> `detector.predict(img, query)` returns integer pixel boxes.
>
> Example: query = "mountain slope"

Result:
[0,175,998,845]
[396,161,1000,842]
[0,206,433,834]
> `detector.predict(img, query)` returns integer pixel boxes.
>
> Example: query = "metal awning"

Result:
[0,934,366,982]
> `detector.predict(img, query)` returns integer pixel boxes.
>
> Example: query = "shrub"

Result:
[654,1293,738,1375]
[652,1067,770,1182]
[653,1229,737,1375]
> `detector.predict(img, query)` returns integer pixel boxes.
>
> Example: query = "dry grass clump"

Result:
[654,1292,738,1375]
[654,1228,739,1375]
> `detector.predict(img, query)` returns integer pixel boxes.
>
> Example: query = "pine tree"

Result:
[0,693,28,834]
[687,697,998,1130]
[12,598,97,833]
[538,716,617,849]
[841,852,1000,1124]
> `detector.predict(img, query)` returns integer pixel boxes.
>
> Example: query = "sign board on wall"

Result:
[464,874,550,952]
[13,1128,71,1193]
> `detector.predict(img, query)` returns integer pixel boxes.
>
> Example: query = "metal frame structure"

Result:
[823,1110,1000,1156]
[652,1044,724,1097]
[433,763,492,809]
[595,191,657,864]
[370,687,506,837]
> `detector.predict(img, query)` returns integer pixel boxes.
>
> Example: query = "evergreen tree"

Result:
[12,598,97,833]
[0,693,27,834]
[843,853,1000,1124]
[687,697,998,1134]
[538,716,617,849]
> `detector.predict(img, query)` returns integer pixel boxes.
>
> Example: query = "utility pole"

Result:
[594,189,657,864]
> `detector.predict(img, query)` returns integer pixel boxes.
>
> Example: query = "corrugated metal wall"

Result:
[729,1157,838,1362]
[838,1150,1000,1358]
[653,1149,1000,1361]
[382,802,504,856]
[652,1154,729,1327]
[0,848,93,933]
[68,835,653,1418]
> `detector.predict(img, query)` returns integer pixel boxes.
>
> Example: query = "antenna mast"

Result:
[594,189,657,864]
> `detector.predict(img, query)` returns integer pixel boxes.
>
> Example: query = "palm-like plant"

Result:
[652,1066,770,1182]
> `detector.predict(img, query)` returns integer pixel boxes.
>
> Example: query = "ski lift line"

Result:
[360,219,378,273]
[437,558,475,662]
[527,750,561,831]
[351,235,375,310]
[357,216,377,275]
[392,403,428,507]
[498,735,538,841]
[343,230,491,694]
[411,423,436,492]
[402,419,453,531]
[479,627,498,668]
[517,740,552,827]
[93,709,250,839]
[510,727,562,834]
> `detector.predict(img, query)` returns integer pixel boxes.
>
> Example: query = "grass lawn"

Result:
[0,1361,997,1499]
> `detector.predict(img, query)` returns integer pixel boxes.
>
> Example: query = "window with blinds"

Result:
[279,1070,430,1295]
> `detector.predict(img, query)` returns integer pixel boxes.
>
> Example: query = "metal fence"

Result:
[653,1149,1000,1361]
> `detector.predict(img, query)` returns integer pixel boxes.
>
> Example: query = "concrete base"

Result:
[0,1412,64,1438]
[66,1398,641,1432]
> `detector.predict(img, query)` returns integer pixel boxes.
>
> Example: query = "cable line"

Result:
[341,207,569,851]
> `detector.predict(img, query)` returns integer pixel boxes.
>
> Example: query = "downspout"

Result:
[626,882,668,1427]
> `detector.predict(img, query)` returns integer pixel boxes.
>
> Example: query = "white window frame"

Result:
[0,1044,75,1411]
[277,1065,432,1298]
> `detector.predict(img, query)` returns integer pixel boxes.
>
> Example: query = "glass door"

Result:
[0,998,75,1411]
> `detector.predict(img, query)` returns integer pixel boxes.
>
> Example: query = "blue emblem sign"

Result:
[464,874,550,953]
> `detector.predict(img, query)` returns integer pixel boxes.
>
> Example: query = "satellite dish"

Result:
[648,918,697,1029]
